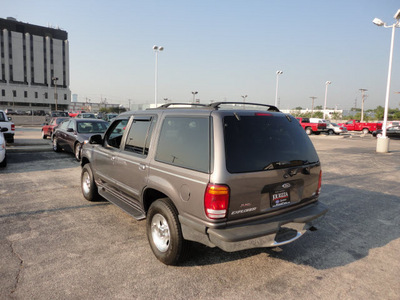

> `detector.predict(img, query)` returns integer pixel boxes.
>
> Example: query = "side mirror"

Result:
[89,134,103,145]
[67,128,74,132]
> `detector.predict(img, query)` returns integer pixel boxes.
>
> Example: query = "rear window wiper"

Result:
[264,160,317,170]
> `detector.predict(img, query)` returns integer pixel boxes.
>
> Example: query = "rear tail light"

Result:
[204,184,229,219]
[316,170,322,195]
[11,124,15,131]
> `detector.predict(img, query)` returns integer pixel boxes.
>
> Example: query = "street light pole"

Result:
[153,45,164,107]
[191,91,198,103]
[323,81,332,119]
[310,96,317,114]
[275,71,283,107]
[359,88,367,122]
[373,9,400,153]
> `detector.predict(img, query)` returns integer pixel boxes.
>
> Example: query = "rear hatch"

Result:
[221,112,321,221]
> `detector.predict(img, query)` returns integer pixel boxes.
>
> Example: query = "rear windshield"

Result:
[77,121,109,133]
[224,114,319,173]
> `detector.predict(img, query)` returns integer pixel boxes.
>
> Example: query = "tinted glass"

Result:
[156,117,210,173]
[224,114,319,173]
[124,117,156,156]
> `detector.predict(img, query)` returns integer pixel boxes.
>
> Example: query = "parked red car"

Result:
[41,117,70,139]
[296,117,327,135]
[337,119,382,134]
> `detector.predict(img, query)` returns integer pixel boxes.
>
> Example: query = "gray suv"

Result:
[80,102,327,265]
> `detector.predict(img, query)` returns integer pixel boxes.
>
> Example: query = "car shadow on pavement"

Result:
[182,184,400,269]
[0,152,79,174]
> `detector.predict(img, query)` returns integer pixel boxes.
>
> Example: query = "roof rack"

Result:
[207,102,280,112]
[148,102,280,112]
[158,103,207,108]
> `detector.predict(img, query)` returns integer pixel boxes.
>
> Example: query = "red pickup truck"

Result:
[296,117,327,135]
[338,120,382,134]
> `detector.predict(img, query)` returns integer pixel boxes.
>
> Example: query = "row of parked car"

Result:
[295,117,400,138]
[42,114,114,161]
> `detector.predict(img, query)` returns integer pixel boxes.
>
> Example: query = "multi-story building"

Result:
[0,17,71,112]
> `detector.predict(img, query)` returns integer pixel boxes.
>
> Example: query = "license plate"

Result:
[271,191,290,208]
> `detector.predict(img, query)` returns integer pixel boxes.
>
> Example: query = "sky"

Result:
[3,0,400,110]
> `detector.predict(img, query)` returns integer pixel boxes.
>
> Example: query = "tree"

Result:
[330,112,342,121]
[374,106,385,120]
[312,111,323,118]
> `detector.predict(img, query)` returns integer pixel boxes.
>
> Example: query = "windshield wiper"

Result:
[264,160,318,170]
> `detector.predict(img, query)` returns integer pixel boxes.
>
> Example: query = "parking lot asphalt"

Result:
[1,127,400,299]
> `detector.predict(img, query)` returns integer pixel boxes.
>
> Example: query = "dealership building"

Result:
[0,17,71,112]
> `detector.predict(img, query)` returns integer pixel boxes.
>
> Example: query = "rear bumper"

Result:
[180,201,328,252]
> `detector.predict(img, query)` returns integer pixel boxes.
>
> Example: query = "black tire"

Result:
[6,136,14,143]
[305,127,312,135]
[74,143,82,161]
[42,131,47,139]
[146,198,189,265]
[362,128,369,134]
[0,155,6,168]
[328,129,334,135]
[81,163,100,201]
[53,138,61,152]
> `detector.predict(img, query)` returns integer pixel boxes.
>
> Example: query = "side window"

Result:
[68,121,76,131]
[0,112,5,122]
[124,116,156,156]
[105,119,128,149]
[155,117,210,173]
[59,120,70,130]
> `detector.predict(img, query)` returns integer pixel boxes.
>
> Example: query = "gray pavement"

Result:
[0,129,399,299]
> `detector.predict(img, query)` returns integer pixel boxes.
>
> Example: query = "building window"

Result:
[12,90,17,97]
[1,89,5,97]
[24,91,28,98]
[35,92,38,98]
[44,92,48,99]
[64,94,67,100]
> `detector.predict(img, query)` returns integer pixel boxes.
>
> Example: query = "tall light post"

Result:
[241,95,247,102]
[275,71,283,107]
[359,88,367,122]
[153,45,164,107]
[191,91,198,103]
[52,77,58,111]
[373,9,400,153]
[310,96,317,114]
[323,81,332,119]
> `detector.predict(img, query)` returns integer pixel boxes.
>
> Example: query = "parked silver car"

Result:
[326,122,348,135]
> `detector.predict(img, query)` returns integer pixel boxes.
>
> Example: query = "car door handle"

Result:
[139,164,147,170]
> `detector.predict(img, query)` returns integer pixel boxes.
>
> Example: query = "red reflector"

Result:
[204,184,229,219]
[255,113,272,116]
